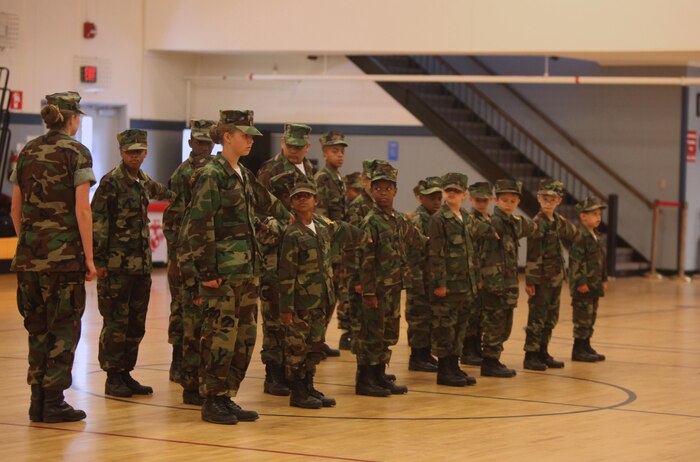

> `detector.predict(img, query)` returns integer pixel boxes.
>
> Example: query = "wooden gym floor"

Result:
[0,269,699,461]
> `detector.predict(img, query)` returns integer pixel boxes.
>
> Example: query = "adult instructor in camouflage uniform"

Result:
[11,92,96,423]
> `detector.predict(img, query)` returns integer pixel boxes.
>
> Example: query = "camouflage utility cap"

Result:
[45,91,85,114]
[441,172,469,192]
[576,196,607,214]
[284,123,312,146]
[269,171,298,199]
[219,110,263,136]
[118,129,147,151]
[420,176,442,195]
[344,172,362,190]
[469,181,493,199]
[495,178,522,196]
[190,119,215,142]
[361,158,389,178]
[537,179,565,197]
[371,162,398,183]
[290,180,317,198]
[320,131,348,147]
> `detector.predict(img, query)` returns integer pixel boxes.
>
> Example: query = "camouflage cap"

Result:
[190,119,215,142]
[495,178,522,196]
[371,162,398,184]
[283,123,312,147]
[537,178,565,197]
[576,196,607,214]
[117,129,148,151]
[268,171,298,199]
[45,91,85,114]
[420,176,443,195]
[361,158,390,178]
[219,110,263,136]
[344,171,363,190]
[441,172,469,192]
[320,130,348,147]
[290,180,318,198]
[468,181,494,199]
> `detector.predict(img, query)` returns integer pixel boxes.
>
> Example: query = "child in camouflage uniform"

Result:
[523,179,579,371]
[278,181,367,409]
[92,129,173,398]
[187,110,290,425]
[356,163,425,397]
[163,119,215,384]
[569,197,608,362]
[344,172,363,206]
[479,179,539,378]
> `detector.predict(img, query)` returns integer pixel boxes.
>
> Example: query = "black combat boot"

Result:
[571,339,598,362]
[374,364,408,394]
[201,396,238,424]
[182,389,204,406]
[105,369,132,397]
[523,351,547,371]
[121,371,153,395]
[320,343,341,358]
[451,355,476,385]
[29,384,44,422]
[306,373,336,407]
[585,338,606,361]
[461,336,483,366]
[409,347,438,372]
[169,344,183,383]
[225,398,259,421]
[480,357,517,378]
[264,363,290,396]
[355,365,391,397]
[437,356,467,387]
[42,391,86,423]
[540,338,565,368]
[338,331,352,350]
[290,378,322,409]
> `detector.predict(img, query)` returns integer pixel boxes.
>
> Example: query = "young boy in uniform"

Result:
[569,197,608,362]
[478,179,538,378]
[92,129,173,397]
[523,179,579,370]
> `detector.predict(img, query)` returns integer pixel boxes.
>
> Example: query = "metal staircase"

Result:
[349,55,648,274]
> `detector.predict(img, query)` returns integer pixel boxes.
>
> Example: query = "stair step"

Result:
[454,121,489,136]
[419,93,460,108]
[615,261,650,272]
[616,247,635,261]
[500,162,536,177]
[403,82,445,95]
[375,56,414,67]
[485,148,522,163]
[437,107,479,122]
[380,64,425,75]
[466,135,505,150]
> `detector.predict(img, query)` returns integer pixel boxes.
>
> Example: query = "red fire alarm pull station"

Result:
[83,22,96,39]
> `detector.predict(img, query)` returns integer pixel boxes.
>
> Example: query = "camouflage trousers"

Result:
[405,286,432,349]
[17,271,85,392]
[572,294,599,340]
[284,306,327,380]
[353,285,401,366]
[524,284,562,352]
[97,273,151,372]
[464,292,484,338]
[200,277,258,397]
[180,284,203,391]
[260,298,285,366]
[331,261,351,331]
[481,290,517,360]
[431,293,472,358]
[167,260,184,346]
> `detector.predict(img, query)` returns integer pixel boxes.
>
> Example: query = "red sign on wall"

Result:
[9,90,22,110]
[688,130,697,163]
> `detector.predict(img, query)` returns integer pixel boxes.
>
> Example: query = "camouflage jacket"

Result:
[568,225,608,297]
[278,215,368,315]
[428,205,495,296]
[257,217,287,304]
[525,211,579,287]
[257,153,316,187]
[345,189,374,285]
[469,208,491,276]
[360,205,426,295]
[92,162,173,274]
[188,154,290,282]
[480,206,539,296]
[162,152,212,261]
[406,205,433,293]
[10,130,96,272]
[314,167,346,221]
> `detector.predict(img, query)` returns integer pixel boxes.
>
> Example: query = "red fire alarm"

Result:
[83,22,96,39]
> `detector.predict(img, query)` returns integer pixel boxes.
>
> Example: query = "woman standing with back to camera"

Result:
[186,110,291,424]
[10,91,97,423]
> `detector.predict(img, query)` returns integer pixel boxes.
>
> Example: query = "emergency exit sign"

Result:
[80,65,98,83]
